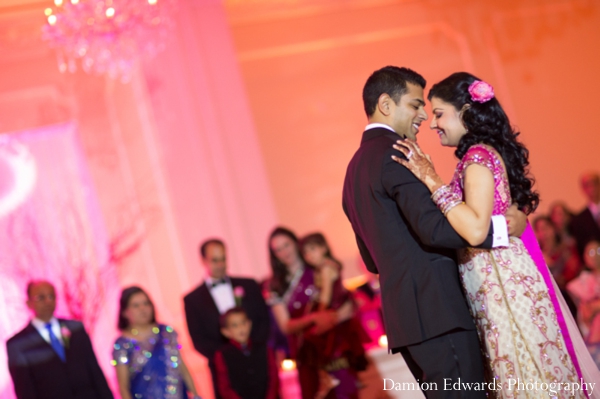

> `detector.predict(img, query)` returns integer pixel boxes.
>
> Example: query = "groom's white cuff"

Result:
[491,215,509,248]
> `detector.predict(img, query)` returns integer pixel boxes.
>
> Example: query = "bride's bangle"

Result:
[442,199,464,215]
[431,185,463,215]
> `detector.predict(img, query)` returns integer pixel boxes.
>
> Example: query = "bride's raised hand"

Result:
[391,139,444,192]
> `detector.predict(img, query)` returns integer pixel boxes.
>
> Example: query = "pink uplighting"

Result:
[0,124,118,399]
[1,0,599,398]
[0,139,36,218]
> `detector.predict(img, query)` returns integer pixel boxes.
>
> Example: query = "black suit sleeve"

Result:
[77,324,114,399]
[184,295,217,359]
[7,339,38,399]
[245,280,270,344]
[354,233,378,274]
[382,147,494,249]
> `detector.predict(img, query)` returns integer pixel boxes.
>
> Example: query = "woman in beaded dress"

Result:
[392,72,599,398]
[113,286,200,399]
[265,227,354,399]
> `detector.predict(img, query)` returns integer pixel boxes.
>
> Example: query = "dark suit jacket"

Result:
[184,277,270,365]
[569,207,600,258]
[6,319,113,399]
[342,127,494,350]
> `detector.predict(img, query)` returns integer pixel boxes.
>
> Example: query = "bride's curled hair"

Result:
[428,72,539,214]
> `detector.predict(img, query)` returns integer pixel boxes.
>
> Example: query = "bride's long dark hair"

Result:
[428,72,539,214]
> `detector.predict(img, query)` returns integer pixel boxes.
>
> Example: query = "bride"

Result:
[392,72,600,398]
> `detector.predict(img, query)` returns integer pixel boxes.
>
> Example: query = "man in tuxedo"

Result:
[6,281,113,399]
[570,172,600,258]
[342,66,526,398]
[184,238,270,398]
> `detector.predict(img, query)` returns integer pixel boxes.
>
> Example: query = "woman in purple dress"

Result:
[265,227,354,399]
[392,72,599,398]
[300,232,368,399]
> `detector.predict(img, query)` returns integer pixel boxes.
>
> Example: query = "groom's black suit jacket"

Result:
[342,127,495,351]
[6,319,113,399]
[184,276,270,364]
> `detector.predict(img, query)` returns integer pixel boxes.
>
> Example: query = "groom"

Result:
[342,66,526,398]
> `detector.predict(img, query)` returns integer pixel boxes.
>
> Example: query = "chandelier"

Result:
[42,0,175,82]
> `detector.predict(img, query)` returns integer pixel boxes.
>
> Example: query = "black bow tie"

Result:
[210,279,227,288]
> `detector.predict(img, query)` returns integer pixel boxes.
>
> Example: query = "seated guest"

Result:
[113,286,200,399]
[214,307,279,399]
[6,280,113,399]
[567,240,600,367]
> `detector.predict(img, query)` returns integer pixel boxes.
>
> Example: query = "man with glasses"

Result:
[6,280,113,399]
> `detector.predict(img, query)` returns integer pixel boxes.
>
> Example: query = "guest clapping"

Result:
[113,286,200,399]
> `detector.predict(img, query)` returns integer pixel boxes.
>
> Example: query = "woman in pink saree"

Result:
[392,72,599,398]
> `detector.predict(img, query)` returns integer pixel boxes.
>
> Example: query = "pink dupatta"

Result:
[521,223,600,397]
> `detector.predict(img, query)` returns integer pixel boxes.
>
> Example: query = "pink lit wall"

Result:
[0,0,277,398]
[225,0,600,277]
[0,124,119,398]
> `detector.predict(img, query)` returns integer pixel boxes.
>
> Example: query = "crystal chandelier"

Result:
[42,0,175,82]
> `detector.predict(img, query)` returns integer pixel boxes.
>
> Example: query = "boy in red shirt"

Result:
[214,307,279,399]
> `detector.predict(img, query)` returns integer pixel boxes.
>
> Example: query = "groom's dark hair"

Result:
[362,66,426,117]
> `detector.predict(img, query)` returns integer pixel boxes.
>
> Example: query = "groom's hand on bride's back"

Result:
[505,204,527,237]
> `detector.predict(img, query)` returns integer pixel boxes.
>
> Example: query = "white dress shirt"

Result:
[365,123,396,133]
[31,316,65,345]
[205,276,236,314]
[365,123,509,248]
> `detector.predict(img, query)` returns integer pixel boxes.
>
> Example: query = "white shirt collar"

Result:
[31,317,63,344]
[365,123,395,133]
[205,277,235,314]
[31,316,59,329]
[205,275,230,286]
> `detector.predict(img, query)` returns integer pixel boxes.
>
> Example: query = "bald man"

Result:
[6,281,113,399]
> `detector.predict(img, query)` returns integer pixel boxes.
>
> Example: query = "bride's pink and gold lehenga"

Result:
[449,144,599,398]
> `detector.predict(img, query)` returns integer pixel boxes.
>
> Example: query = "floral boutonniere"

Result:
[233,286,245,307]
[60,324,71,349]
